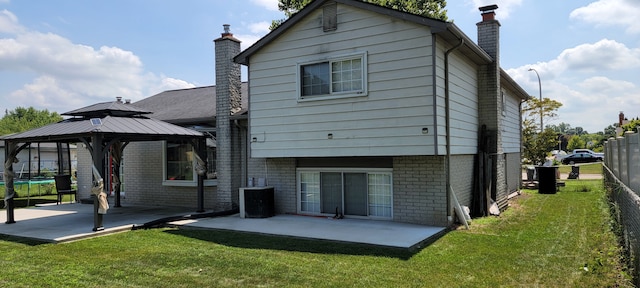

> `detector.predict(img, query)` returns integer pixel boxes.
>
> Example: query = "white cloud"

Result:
[248,21,271,34]
[506,38,640,132]
[570,0,640,34]
[578,77,635,94]
[156,77,196,93]
[0,9,23,34]
[468,0,523,19]
[236,33,263,50]
[251,0,279,12]
[520,39,640,80]
[555,39,640,72]
[8,76,83,112]
[0,9,196,113]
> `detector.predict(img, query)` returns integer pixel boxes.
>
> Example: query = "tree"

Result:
[566,135,586,152]
[271,0,448,30]
[603,123,617,139]
[0,107,63,136]
[522,119,558,165]
[622,118,640,133]
[521,97,563,165]
[521,97,563,131]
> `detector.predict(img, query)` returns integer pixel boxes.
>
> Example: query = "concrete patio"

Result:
[0,203,447,249]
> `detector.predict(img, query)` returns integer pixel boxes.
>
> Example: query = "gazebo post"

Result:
[3,141,16,224]
[91,134,106,231]
[195,138,207,213]
[3,141,28,224]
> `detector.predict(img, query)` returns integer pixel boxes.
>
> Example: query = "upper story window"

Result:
[298,52,367,100]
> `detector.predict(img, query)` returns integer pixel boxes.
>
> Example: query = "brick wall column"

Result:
[214,24,241,210]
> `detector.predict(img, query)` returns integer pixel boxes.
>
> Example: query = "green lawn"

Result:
[0,179,632,287]
[557,162,603,174]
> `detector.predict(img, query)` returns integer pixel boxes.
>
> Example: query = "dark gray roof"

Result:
[64,101,152,117]
[132,84,248,125]
[1,115,203,143]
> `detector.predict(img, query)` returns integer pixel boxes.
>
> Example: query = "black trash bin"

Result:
[536,166,558,194]
[568,165,580,179]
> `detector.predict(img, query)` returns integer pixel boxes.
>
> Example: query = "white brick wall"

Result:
[247,157,297,214]
[123,142,221,209]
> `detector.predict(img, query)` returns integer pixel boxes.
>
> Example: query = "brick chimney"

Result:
[476,4,501,149]
[476,4,505,207]
[477,4,500,66]
[215,24,242,114]
[214,24,241,210]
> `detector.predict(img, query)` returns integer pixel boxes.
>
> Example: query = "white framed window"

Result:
[297,168,392,219]
[298,52,367,100]
[162,140,217,187]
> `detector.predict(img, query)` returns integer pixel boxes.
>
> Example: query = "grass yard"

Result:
[557,162,603,174]
[0,179,632,287]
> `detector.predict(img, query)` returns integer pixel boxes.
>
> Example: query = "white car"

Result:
[551,150,568,161]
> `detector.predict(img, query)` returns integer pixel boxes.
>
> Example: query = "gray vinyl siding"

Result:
[248,4,436,158]
[447,51,479,155]
[502,88,521,153]
[433,40,480,155]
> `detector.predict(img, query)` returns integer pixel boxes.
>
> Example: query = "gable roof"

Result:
[234,0,492,66]
[132,83,249,125]
[234,0,528,100]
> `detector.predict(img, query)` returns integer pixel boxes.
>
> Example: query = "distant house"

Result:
[0,141,77,180]
[229,0,529,226]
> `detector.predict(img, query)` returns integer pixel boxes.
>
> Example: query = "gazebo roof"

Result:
[0,100,204,143]
[63,101,152,117]
[1,100,208,231]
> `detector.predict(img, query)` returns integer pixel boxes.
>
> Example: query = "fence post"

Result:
[618,132,629,187]
[629,132,640,193]
[610,138,619,178]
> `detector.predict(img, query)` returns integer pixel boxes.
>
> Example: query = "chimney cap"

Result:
[479,4,498,12]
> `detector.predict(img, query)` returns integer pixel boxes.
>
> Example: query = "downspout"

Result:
[444,36,464,223]
[234,119,248,188]
[519,97,528,188]
[431,35,439,155]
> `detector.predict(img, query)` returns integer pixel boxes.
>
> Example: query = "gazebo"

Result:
[2,100,207,231]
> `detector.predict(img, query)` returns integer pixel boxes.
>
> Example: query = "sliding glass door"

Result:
[298,169,392,219]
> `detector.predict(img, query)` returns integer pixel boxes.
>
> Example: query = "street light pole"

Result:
[528,68,543,131]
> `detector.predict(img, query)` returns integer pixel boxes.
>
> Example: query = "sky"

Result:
[0,0,638,133]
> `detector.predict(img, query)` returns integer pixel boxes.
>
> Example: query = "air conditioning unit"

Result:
[239,187,275,218]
